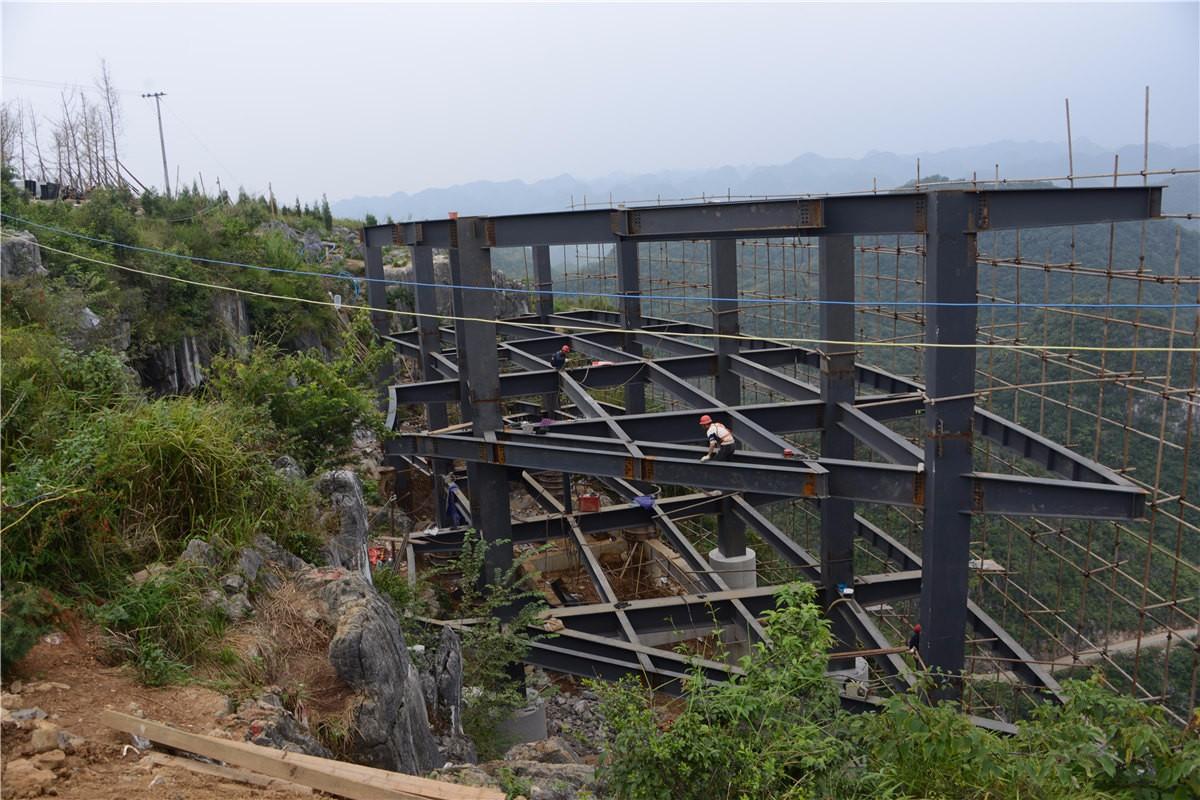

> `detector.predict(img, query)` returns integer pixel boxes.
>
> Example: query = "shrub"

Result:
[0,583,59,674]
[0,325,135,469]
[1,397,308,594]
[594,582,852,800]
[94,563,226,685]
[206,317,387,471]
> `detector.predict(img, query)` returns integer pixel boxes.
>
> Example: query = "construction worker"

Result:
[699,414,735,462]
[550,344,570,371]
[907,623,921,653]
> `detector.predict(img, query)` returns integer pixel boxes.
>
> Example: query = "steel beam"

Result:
[975,186,1161,230]
[390,188,1161,250]
[838,403,923,466]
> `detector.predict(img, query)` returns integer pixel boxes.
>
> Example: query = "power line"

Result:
[2,214,1197,312]
[10,235,1197,355]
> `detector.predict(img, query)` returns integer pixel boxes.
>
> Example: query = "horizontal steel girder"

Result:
[539,576,920,638]
[394,429,1144,519]
[371,187,1161,247]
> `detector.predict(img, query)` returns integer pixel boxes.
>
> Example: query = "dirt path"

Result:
[1050,628,1189,671]
[2,628,298,799]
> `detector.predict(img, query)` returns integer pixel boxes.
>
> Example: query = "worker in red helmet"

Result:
[907,623,921,653]
[550,344,570,371]
[699,414,735,462]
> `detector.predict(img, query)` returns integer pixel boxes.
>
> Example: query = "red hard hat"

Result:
[699,414,713,425]
[913,624,922,633]
[561,345,570,352]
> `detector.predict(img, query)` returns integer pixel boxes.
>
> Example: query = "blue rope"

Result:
[3,212,1195,311]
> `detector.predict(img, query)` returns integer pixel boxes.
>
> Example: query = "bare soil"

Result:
[2,629,298,799]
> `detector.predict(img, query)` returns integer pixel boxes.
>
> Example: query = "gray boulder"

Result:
[317,470,372,585]
[179,538,219,569]
[249,709,333,758]
[273,455,305,480]
[435,626,466,737]
[296,567,441,774]
[0,230,47,279]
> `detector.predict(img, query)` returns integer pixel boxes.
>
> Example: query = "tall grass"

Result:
[2,397,310,594]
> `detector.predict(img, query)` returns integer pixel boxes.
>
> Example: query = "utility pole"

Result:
[141,91,170,198]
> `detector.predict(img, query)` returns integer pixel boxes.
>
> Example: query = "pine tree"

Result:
[321,194,333,231]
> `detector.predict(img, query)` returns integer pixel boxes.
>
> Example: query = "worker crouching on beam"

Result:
[699,415,736,462]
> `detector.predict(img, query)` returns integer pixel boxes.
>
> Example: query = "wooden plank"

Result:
[102,712,502,800]
[144,752,312,795]
[199,735,499,800]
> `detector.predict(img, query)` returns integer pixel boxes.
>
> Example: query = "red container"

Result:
[578,493,601,513]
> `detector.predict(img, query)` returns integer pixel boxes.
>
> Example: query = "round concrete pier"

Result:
[496,700,547,745]
[707,547,757,590]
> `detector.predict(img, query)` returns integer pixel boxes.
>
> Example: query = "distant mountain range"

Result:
[331,139,1199,221]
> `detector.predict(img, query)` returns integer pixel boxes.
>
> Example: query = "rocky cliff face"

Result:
[1,231,49,280]
[297,567,441,774]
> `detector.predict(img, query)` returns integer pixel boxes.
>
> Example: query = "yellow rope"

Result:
[20,239,1200,355]
[0,489,86,534]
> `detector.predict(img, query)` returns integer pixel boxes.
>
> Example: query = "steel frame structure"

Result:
[361,187,1163,716]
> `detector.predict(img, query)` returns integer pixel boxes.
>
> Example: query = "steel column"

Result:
[362,240,396,393]
[919,192,978,691]
[616,239,645,414]
[819,235,858,646]
[710,239,741,406]
[411,245,452,527]
[453,217,513,581]
[532,245,557,413]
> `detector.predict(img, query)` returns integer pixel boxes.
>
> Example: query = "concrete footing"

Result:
[707,547,757,590]
[496,700,547,745]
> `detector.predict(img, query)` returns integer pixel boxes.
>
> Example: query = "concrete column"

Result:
[707,546,757,590]
[920,192,979,696]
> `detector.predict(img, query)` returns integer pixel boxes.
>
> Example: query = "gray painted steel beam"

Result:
[975,186,1161,230]
[969,473,1146,520]
[388,188,1161,250]
[838,403,923,466]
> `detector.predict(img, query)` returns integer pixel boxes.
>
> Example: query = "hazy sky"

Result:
[3,1,1197,203]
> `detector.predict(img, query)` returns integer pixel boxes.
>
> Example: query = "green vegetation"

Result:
[206,315,390,472]
[597,584,1200,800]
[1,185,384,686]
